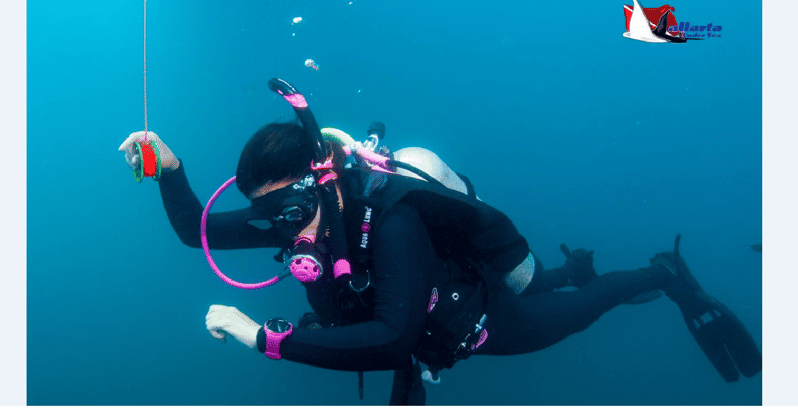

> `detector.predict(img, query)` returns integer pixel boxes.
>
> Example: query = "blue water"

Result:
[27,0,762,405]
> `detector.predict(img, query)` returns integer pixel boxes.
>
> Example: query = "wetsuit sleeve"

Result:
[158,159,282,249]
[269,204,438,371]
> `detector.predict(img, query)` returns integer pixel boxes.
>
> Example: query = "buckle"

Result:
[453,314,488,361]
[453,339,471,361]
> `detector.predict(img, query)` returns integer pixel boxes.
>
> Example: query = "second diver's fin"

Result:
[651,234,762,382]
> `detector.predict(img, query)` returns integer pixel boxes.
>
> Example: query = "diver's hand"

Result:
[205,305,261,349]
[118,131,180,173]
[560,244,594,270]
[559,244,598,287]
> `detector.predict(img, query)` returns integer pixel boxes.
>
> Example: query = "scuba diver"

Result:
[119,78,761,405]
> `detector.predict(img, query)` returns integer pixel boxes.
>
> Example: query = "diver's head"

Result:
[236,120,314,197]
[236,121,345,241]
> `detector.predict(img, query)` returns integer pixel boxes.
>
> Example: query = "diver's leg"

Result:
[513,245,599,296]
[504,245,598,296]
[475,264,674,356]
[478,236,762,383]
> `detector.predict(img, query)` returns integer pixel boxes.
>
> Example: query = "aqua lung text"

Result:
[361,206,373,248]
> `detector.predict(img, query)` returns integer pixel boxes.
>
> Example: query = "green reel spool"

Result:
[132,140,162,183]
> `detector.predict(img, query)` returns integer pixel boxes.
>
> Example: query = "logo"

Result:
[470,329,488,351]
[623,1,720,43]
[427,288,438,313]
[360,206,372,248]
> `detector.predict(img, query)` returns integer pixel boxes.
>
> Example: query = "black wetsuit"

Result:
[159,161,672,385]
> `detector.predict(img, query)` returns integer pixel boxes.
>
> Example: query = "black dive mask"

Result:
[251,174,319,239]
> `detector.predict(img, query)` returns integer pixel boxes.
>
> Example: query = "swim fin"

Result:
[651,234,762,382]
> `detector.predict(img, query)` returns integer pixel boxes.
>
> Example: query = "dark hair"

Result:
[236,121,347,197]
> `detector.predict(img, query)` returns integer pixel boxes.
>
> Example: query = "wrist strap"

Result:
[265,323,285,359]
[264,323,276,359]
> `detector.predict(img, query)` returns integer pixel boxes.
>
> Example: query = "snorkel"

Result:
[201,78,351,290]
[268,78,353,280]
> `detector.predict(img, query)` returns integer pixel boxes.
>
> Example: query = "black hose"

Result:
[320,184,349,274]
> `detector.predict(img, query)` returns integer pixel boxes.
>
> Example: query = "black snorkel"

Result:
[268,78,352,279]
[267,79,327,162]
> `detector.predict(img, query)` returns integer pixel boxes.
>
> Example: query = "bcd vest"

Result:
[333,167,530,374]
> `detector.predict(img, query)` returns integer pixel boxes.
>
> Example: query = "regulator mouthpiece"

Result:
[288,238,325,282]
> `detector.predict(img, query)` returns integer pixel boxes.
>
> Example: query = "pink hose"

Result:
[201,143,394,289]
[201,176,282,290]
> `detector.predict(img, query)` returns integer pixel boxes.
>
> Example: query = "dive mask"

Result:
[250,174,319,239]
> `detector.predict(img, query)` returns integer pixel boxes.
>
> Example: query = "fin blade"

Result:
[687,315,740,382]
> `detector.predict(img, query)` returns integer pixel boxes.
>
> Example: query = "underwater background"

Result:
[27,0,762,405]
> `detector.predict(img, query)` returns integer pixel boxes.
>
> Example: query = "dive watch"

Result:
[264,318,293,360]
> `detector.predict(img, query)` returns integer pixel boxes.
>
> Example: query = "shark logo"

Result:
[623,1,704,43]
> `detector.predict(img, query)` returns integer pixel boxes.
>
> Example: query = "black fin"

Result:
[655,235,762,382]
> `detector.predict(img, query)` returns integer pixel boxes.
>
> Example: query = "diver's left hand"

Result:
[118,131,180,173]
[205,305,261,349]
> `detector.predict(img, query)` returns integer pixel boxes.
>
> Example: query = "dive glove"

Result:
[205,305,261,349]
[559,244,598,288]
[118,131,180,173]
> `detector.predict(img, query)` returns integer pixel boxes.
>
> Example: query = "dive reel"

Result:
[131,138,162,182]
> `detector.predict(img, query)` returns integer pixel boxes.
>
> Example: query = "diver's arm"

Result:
[158,159,282,249]
[256,205,436,371]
